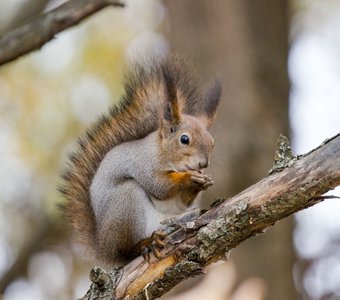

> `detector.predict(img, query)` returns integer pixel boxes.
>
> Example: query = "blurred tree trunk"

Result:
[164,1,297,299]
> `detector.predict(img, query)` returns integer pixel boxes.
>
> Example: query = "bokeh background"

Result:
[0,0,340,299]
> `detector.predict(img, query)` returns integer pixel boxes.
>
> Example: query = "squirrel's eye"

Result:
[180,134,190,145]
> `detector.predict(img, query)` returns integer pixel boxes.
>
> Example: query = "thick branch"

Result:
[82,133,340,300]
[0,0,124,66]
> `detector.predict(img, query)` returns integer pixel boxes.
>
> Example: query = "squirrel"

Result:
[60,55,221,267]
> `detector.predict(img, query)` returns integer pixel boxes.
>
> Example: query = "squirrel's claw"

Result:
[202,174,214,190]
[152,230,166,246]
[141,247,150,262]
[152,247,162,260]
[153,236,166,249]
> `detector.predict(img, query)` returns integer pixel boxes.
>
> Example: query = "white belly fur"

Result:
[144,195,198,237]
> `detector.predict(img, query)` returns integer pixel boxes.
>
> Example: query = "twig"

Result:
[80,133,340,299]
[0,0,124,66]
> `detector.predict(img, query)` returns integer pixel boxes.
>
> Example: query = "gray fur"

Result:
[90,131,184,266]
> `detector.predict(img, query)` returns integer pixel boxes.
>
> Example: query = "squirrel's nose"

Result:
[199,157,209,169]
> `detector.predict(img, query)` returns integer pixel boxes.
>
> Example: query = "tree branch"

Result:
[0,0,124,66]
[82,133,340,300]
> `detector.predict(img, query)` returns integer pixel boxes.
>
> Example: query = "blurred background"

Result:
[0,0,340,299]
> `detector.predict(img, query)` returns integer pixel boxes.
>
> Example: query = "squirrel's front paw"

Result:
[190,171,214,190]
[168,170,213,190]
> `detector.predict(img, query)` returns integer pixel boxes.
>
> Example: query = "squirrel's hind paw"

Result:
[138,231,167,262]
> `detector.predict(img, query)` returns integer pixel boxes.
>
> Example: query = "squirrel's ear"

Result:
[162,72,181,133]
[200,79,222,128]
[164,102,180,127]
[162,98,181,135]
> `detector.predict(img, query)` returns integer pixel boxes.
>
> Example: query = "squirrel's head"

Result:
[159,78,221,173]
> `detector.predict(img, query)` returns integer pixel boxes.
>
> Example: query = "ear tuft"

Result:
[162,67,181,131]
[202,79,222,127]
[164,102,173,122]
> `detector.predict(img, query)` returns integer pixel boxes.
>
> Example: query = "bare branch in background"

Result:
[0,0,124,67]
[0,0,49,36]
[81,133,340,300]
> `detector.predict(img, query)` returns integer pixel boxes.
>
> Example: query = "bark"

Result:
[81,133,340,300]
[0,0,124,66]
